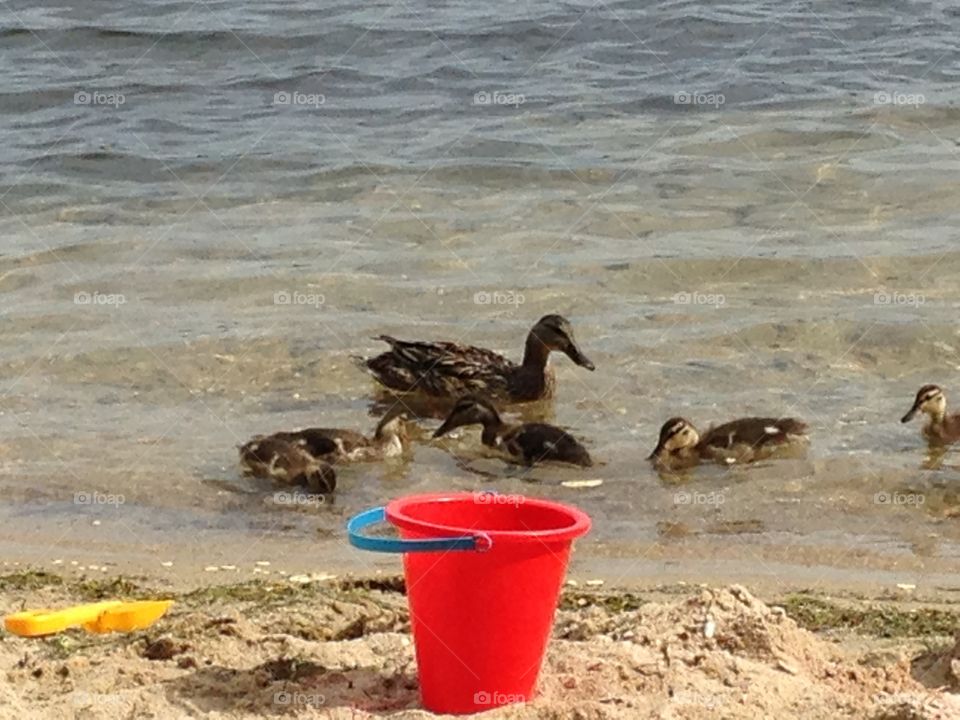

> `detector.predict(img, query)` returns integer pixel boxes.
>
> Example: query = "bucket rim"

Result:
[385,491,591,543]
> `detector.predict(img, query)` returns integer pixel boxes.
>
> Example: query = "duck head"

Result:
[902,384,946,423]
[529,314,595,370]
[648,417,701,459]
[433,395,501,438]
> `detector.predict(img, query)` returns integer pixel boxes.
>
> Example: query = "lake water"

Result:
[1,0,959,591]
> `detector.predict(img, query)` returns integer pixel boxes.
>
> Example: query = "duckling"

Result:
[901,384,960,444]
[268,407,410,463]
[239,436,336,494]
[355,314,595,403]
[432,395,593,467]
[649,416,809,469]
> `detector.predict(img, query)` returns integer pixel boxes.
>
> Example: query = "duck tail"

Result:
[574,445,594,467]
[352,335,399,373]
[779,418,809,436]
[350,354,372,372]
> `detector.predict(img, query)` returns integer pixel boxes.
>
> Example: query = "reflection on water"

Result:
[921,445,951,471]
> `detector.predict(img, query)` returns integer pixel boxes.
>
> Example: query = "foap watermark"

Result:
[473,491,524,507]
[674,90,725,108]
[74,291,126,307]
[874,291,924,307]
[274,290,325,309]
[473,290,525,307]
[874,491,925,507]
[473,690,525,706]
[672,291,725,308]
[874,90,925,108]
[74,491,125,506]
[75,90,125,107]
[674,490,725,506]
[473,90,525,107]
[273,91,325,108]
[273,491,327,507]
[273,691,326,708]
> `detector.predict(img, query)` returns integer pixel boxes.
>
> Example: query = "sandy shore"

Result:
[1,570,959,719]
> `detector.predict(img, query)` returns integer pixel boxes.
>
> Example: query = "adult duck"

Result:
[356,314,595,403]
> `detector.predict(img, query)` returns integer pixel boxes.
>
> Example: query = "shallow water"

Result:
[1,1,959,590]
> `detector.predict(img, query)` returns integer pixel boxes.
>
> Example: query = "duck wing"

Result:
[239,436,275,476]
[699,417,808,451]
[503,423,593,467]
[239,437,311,481]
[239,437,336,491]
[359,336,516,397]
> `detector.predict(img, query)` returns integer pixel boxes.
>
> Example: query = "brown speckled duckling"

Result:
[433,395,593,467]
[901,384,960,445]
[356,314,595,403]
[269,407,410,463]
[239,436,336,494]
[649,416,809,469]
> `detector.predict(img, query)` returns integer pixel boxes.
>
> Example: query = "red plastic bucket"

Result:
[348,491,591,714]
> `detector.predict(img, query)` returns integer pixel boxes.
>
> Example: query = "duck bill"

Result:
[564,340,595,371]
[901,404,920,423]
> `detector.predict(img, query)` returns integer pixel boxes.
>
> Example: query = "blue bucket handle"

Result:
[347,506,492,553]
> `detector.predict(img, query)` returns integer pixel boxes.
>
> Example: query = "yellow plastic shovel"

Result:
[4,600,173,637]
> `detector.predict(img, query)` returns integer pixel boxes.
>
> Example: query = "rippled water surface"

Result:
[1,0,959,590]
